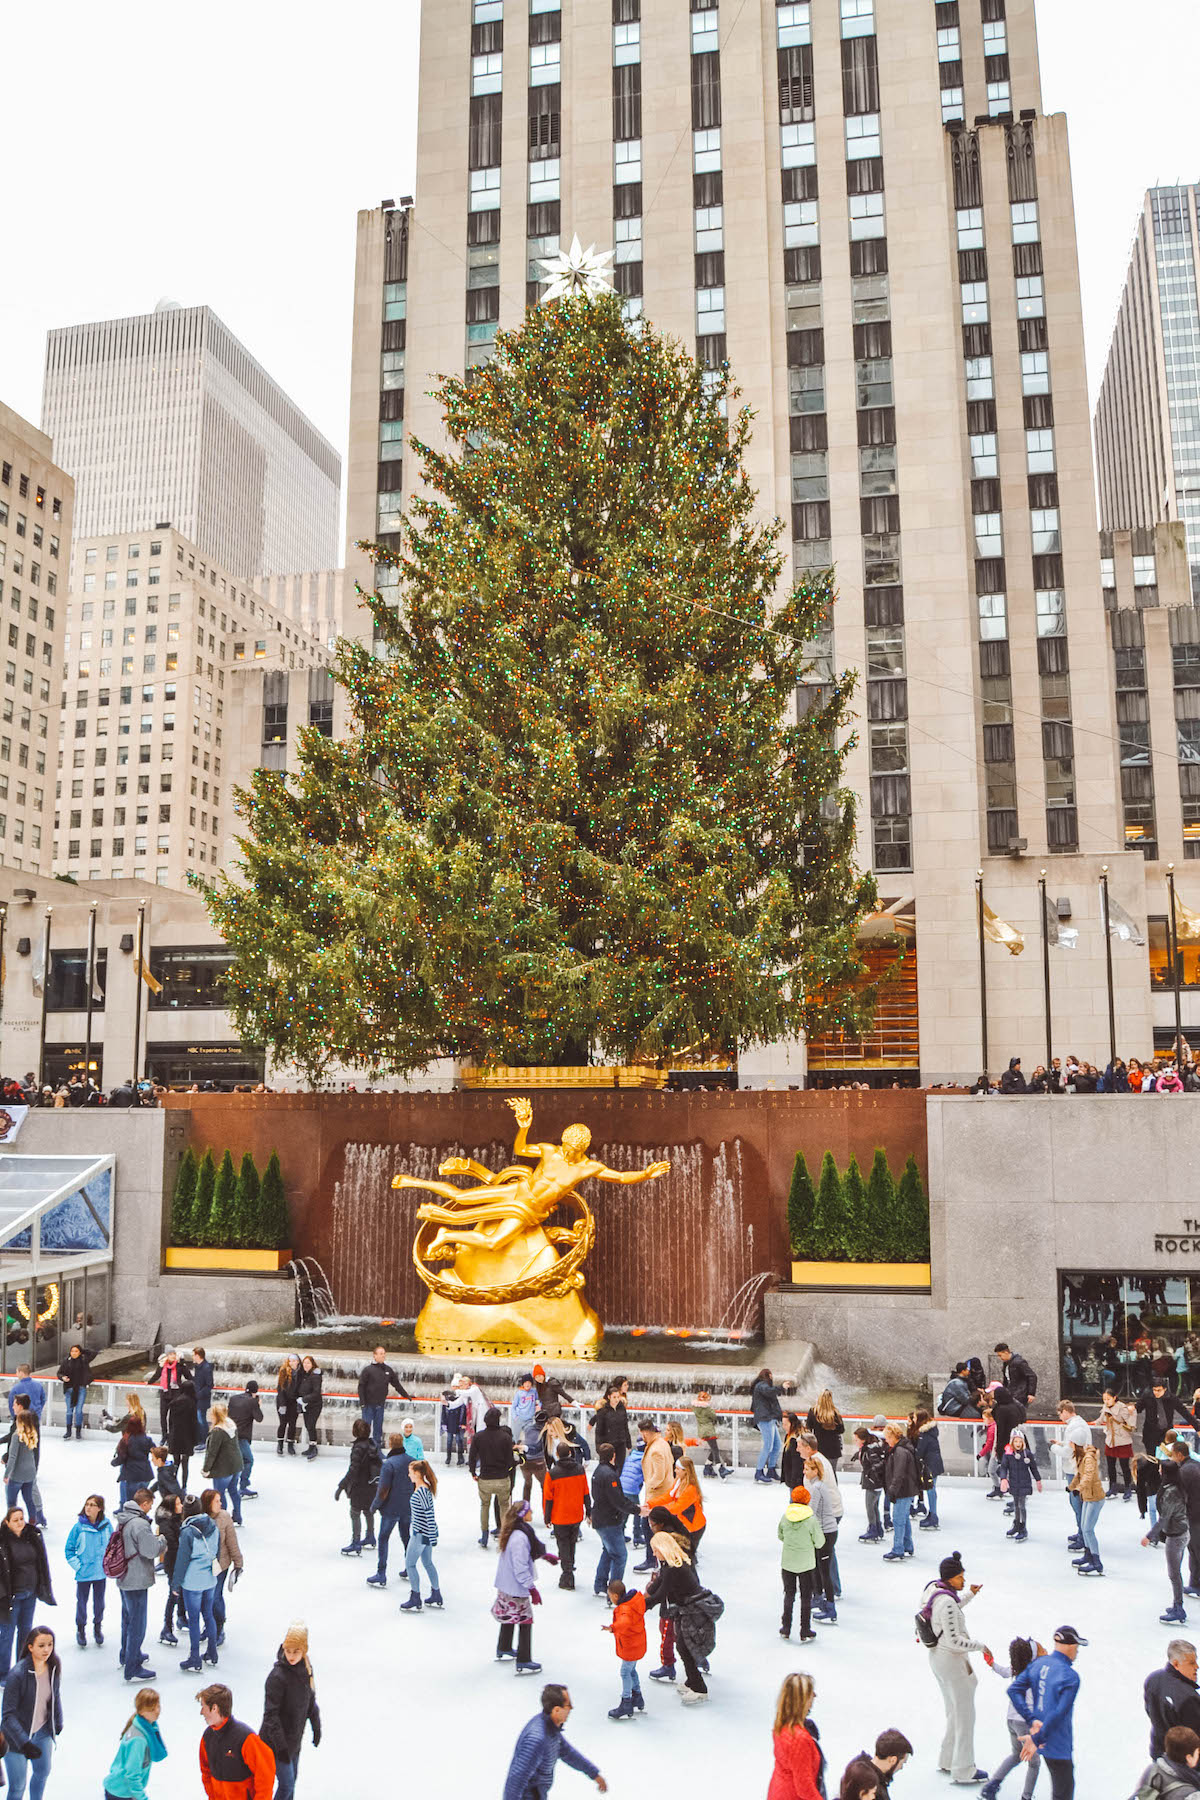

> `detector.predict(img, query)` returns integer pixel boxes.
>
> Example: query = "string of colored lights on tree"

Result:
[200,294,877,1081]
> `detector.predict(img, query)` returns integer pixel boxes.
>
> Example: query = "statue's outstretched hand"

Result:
[508,1097,533,1128]
[439,1157,470,1175]
[646,1160,670,1179]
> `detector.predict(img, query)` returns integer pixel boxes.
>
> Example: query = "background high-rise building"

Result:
[0,401,73,876]
[58,527,330,892]
[345,0,1200,1081]
[257,568,348,652]
[1095,185,1200,603]
[43,303,341,583]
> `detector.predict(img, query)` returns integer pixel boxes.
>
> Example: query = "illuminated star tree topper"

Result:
[537,233,616,304]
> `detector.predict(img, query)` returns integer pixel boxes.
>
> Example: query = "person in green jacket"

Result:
[693,1391,729,1481]
[103,1687,167,1797]
[778,1484,825,1645]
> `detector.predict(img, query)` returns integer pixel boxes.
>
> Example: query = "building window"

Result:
[776,3,811,47]
[473,0,502,12]
[1032,509,1061,555]
[956,208,984,251]
[780,122,815,168]
[613,20,639,62]
[840,0,874,38]
[530,42,560,84]
[1021,350,1050,395]
[849,193,885,240]
[1011,201,1039,243]
[472,52,503,94]
[1036,589,1066,636]
[1026,428,1056,473]
[469,167,501,211]
[383,281,407,322]
[696,287,726,335]
[987,80,1011,116]
[614,139,642,183]
[695,206,724,253]
[978,593,1008,641]
[147,945,234,1009]
[961,281,989,324]
[845,114,880,160]
[937,25,961,60]
[1016,275,1045,319]
[691,8,719,53]
[941,88,964,123]
[692,129,722,174]
[983,17,1008,54]
[965,357,994,401]
[783,200,819,249]
[529,159,561,204]
[1134,555,1158,588]
[615,216,643,263]
[856,357,892,407]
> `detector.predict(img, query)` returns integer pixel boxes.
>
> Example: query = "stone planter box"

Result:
[164,1248,292,1273]
[789,1260,931,1291]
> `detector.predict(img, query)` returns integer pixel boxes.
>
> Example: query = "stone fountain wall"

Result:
[162,1089,929,1332]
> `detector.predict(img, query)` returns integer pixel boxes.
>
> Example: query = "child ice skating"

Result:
[604,1580,647,1721]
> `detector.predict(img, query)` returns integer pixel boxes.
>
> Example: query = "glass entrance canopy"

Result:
[0,1154,114,1371]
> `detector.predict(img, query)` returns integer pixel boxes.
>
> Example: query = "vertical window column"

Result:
[1110,598,1157,858]
[467,0,504,370]
[1170,603,1200,857]
[611,0,642,324]
[527,0,563,307]
[935,1,963,124]
[691,0,724,371]
[952,126,1017,854]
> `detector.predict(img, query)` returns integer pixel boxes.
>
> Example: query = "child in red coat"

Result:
[603,1580,647,1721]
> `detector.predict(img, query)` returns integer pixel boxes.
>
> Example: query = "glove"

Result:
[530,1586,543,1606]
[23,1743,41,1760]
[543,1552,559,1565]
[228,1566,241,1588]
[312,1726,322,1748]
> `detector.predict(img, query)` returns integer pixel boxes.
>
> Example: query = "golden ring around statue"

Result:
[411,1193,597,1309]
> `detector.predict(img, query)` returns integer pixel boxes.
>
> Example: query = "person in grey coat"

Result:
[921,1550,991,1786]
[113,1488,164,1683]
[1144,1459,1192,1625]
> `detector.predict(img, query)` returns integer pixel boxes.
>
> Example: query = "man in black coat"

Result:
[468,1405,517,1549]
[999,1058,1027,1094]
[1138,1382,1197,1458]
[357,1345,411,1447]
[1145,1641,1200,1757]
[994,1344,1037,1407]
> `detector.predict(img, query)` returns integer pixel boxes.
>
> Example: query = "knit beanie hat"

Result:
[939,1551,966,1582]
[790,1485,810,1504]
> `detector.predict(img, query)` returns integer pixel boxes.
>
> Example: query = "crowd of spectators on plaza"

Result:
[976,1047,1200,1095]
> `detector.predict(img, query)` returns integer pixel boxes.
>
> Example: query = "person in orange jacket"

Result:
[603,1580,647,1721]
[543,1444,591,1591]
[197,1683,275,1800]
[664,1457,706,1560]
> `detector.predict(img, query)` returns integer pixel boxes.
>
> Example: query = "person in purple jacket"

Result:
[493,1500,556,1676]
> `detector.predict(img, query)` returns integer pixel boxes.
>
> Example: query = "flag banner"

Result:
[1102,885,1146,946]
[30,927,47,997]
[139,957,163,996]
[1172,893,1200,944]
[1044,891,1078,949]
[982,901,1024,956]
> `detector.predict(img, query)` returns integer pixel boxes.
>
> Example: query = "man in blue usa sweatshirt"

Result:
[503,1685,607,1800]
[1007,1625,1085,1800]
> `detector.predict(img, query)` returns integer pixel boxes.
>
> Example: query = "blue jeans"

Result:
[362,1404,385,1446]
[1067,1488,1082,1530]
[1079,1498,1103,1558]
[274,1755,298,1800]
[0,1591,34,1674]
[376,1513,408,1577]
[594,1523,628,1593]
[926,1479,939,1522]
[4,1483,33,1515]
[182,1587,217,1664]
[76,1578,105,1636]
[213,1568,229,1636]
[238,1441,254,1492]
[405,1533,439,1596]
[620,1659,642,1700]
[891,1495,914,1555]
[4,1725,54,1799]
[119,1586,149,1678]
[65,1390,86,1430]
[118,1480,138,1507]
[213,1473,242,1525]
[756,1419,782,1475]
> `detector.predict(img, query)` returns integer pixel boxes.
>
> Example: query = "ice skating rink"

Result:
[34,1439,1166,1795]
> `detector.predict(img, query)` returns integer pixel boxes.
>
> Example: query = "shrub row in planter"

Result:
[169,1147,289,1250]
[787,1146,929,1264]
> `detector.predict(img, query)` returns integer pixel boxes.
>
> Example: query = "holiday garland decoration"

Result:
[202,290,876,1079]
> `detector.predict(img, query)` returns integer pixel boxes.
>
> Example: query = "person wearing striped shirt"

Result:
[400,1462,443,1613]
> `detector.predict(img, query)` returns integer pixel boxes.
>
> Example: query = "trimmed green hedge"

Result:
[787,1146,929,1263]
[168,1147,290,1250]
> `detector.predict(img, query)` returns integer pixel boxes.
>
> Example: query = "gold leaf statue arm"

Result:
[594,1160,671,1185]
[506,1095,548,1162]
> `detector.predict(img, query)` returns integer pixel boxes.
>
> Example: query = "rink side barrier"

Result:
[1,1375,1123,1485]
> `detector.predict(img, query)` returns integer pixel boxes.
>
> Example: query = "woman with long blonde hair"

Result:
[769,1671,824,1800]
[644,1531,710,1703]
[665,1456,706,1558]
[805,1389,845,1471]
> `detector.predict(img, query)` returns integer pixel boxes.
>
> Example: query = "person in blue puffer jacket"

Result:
[64,1492,111,1648]
[172,1498,220,1675]
[1007,1626,1085,1795]
[620,1440,645,1556]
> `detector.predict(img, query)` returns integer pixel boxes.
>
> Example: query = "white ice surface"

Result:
[28,1442,1168,1797]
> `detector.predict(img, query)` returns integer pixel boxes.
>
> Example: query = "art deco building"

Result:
[346,0,1198,1080]
[43,304,340,583]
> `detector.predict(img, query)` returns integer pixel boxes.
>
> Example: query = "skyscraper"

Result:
[1095,185,1200,603]
[345,0,1180,1081]
[43,303,341,583]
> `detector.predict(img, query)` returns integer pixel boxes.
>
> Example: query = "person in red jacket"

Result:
[769,1672,825,1800]
[603,1580,647,1721]
[197,1683,275,1800]
[543,1444,591,1592]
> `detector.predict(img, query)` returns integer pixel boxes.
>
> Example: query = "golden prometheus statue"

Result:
[393,1097,670,1359]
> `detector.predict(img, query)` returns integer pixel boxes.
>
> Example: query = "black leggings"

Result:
[781,1568,813,1636]
[677,1640,708,1695]
[816,1531,837,1604]
[277,1402,299,1444]
[303,1402,322,1446]
[1104,1454,1132,1491]
[497,1621,532,1662]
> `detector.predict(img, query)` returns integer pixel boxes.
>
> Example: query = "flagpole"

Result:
[1100,866,1117,1073]
[1168,863,1184,1070]
[0,902,7,1038]
[1038,870,1052,1071]
[131,904,145,1096]
[975,869,988,1078]
[36,906,52,1090]
[83,903,97,1096]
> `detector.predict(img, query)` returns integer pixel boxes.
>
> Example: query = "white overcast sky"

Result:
[0,0,1196,492]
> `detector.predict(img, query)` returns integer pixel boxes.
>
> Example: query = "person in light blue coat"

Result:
[511,1376,538,1437]
[64,1492,111,1648]
[103,1688,167,1798]
[172,1496,219,1675]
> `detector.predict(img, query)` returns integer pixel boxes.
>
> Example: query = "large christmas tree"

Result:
[204,289,875,1079]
